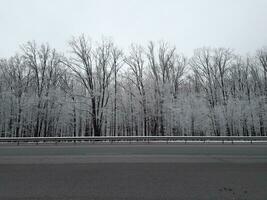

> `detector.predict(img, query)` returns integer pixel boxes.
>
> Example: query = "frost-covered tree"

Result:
[0,36,266,137]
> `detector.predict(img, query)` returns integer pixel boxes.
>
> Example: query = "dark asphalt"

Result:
[0,144,266,199]
[0,144,266,156]
[0,163,266,200]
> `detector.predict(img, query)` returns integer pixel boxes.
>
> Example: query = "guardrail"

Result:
[0,136,267,145]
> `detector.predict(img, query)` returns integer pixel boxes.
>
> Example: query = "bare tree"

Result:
[111,47,123,136]
[190,48,221,136]
[147,41,186,135]
[22,42,63,137]
[125,44,148,136]
[257,47,267,96]
[63,35,118,136]
[0,55,31,137]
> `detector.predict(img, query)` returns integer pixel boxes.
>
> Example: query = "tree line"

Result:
[0,35,266,137]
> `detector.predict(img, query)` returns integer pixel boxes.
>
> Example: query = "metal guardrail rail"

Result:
[0,136,267,145]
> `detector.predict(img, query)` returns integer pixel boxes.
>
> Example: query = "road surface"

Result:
[0,144,266,199]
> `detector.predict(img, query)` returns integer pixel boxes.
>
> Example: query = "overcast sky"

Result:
[1,0,267,57]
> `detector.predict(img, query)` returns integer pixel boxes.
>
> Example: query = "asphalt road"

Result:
[0,144,266,200]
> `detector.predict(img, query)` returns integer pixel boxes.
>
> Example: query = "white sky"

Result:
[0,0,267,57]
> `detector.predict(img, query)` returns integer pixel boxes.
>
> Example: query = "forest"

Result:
[0,35,266,137]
